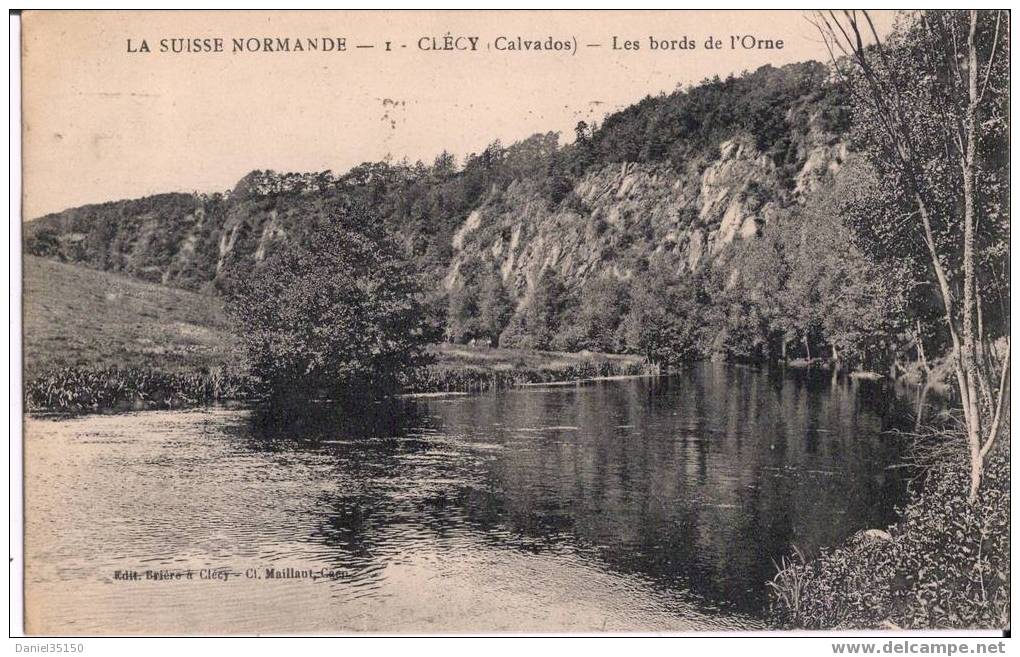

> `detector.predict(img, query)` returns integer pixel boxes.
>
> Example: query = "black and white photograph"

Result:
[11,8,1011,640]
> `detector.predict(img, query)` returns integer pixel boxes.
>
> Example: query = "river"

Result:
[24,364,913,634]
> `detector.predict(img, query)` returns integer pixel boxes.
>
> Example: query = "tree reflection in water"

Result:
[235,363,913,615]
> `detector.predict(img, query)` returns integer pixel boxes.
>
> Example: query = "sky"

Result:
[20,10,899,219]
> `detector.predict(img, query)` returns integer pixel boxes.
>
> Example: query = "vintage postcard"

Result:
[17,9,1010,636]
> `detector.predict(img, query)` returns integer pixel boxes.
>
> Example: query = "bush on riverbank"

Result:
[401,358,656,394]
[224,207,435,401]
[768,424,1010,629]
[25,355,658,412]
[25,366,256,412]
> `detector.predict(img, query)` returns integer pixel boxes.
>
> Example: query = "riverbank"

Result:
[401,345,654,395]
[24,345,656,413]
[767,422,1010,629]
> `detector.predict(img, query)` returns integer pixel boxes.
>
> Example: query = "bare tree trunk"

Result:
[914,383,931,432]
[963,12,983,501]
[979,340,1010,464]
[913,191,976,463]
[914,321,931,378]
[831,343,840,388]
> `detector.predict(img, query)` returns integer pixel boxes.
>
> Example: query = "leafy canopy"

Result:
[225,202,432,400]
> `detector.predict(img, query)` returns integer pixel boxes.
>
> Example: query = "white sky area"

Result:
[21,10,898,218]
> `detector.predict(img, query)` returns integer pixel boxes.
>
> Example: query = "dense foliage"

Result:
[768,431,1009,629]
[824,9,1010,504]
[720,181,909,368]
[439,174,907,373]
[401,358,653,394]
[445,257,514,346]
[224,202,434,401]
[838,14,1010,347]
[585,60,844,170]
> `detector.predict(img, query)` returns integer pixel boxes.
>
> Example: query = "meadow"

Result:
[22,257,654,411]
[23,255,237,376]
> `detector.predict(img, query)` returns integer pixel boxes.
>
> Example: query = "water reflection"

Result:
[235,364,910,614]
[411,366,910,612]
[24,364,913,633]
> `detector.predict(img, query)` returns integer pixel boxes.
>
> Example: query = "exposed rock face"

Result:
[23,192,214,287]
[24,184,334,291]
[445,126,844,304]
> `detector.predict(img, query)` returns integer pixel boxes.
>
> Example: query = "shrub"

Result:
[400,359,654,394]
[25,366,255,412]
[225,203,432,401]
[25,228,62,258]
[769,427,1010,629]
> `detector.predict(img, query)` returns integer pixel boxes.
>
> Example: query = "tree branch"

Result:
[977,10,1003,104]
[979,339,1009,461]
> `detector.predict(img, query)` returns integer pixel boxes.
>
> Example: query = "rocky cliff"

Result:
[24,61,848,308]
[446,124,845,306]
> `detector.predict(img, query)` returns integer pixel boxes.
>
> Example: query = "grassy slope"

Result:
[22,255,238,376]
[23,256,644,378]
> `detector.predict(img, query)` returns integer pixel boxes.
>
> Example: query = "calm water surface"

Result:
[25,364,913,633]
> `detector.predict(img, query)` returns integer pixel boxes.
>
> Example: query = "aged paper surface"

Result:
[20,10,1009,636]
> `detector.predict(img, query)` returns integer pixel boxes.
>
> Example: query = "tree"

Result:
[446,284,481,344]
[477,271,514,347]
[780,201,908,369]
[432,150,457,178]
[24,227,62,258]
[501,268,570,350]
[525,268,570,350]
[725,218,796,360]
[622,266,709,366]
[814,10,1009,500]
[563,275,630,352]
[723,180,910,370]
[225,202,430,402]
[445,256,488,343]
